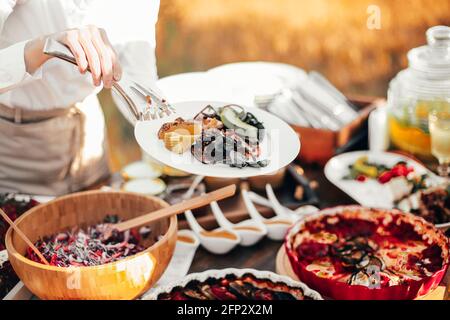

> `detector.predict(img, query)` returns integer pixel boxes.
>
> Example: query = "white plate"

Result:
[135,101,300,178]
[208,61,307,88]
[156,72,228,103]
[156,62,308,108]
[324,151,432,209]
[207,62,307,106]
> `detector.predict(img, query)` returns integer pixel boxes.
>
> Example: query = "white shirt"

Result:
[0,0,159,110]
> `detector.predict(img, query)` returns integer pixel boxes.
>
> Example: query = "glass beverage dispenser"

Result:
[388,26,450,160]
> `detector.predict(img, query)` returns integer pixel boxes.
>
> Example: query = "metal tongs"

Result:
[43,38,175,122]
[130,82,176,120]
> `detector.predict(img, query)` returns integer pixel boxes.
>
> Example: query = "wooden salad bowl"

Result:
[5,190,177,300]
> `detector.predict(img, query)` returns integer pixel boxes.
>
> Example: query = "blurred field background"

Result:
[101,0,450,171]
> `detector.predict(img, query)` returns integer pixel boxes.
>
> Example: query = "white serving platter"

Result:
[135,101,300,178]
[324,151,435,209]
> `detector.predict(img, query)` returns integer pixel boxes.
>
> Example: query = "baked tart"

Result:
[144,268,322,300]
[285,206,449,300]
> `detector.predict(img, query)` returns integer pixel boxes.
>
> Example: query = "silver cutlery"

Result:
[264,71,360,130]
[295,78,358,126]
[309,71,359,112]
[289,88,341,130]
[130,82,176,121]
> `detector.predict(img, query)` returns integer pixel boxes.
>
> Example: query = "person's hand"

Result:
[25,25,122,89]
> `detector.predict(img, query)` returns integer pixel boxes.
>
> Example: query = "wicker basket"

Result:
[5,190,177,300]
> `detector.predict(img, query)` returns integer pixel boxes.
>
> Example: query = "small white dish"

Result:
[184,210,241,255]
[121,161,162,180]
[209,201,267,247]
[122,178,167,195]
[176,229,200,248]
[324,151,438,209]
[241,189,294,241]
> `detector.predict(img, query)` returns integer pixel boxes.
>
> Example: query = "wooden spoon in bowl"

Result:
[104,184,236,238]
[0,208,50,265]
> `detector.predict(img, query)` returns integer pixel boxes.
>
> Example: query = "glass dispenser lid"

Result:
[408,25,450,78]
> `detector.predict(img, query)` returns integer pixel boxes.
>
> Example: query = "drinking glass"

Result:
[428,109,450,178]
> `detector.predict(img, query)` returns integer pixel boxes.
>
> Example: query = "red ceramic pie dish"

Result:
[285,206,449,300]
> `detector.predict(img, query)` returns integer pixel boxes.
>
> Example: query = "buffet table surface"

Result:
[4,162,449,300]
[187,164,450,300]
[189,164,336,273]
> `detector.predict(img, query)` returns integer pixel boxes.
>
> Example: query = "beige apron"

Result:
[0,95,110,196]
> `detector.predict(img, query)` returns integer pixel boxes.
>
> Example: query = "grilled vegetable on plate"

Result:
[134,101,300,178]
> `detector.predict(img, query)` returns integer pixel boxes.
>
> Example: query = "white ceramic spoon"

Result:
[154,229,200,287]
[210,201,267,247]
[248,190,319,218]
[437,222,450,230]
[241,189,294,241]
[265,184,297,218]
[184,210,240,254]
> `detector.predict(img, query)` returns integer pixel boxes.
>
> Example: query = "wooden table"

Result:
[189,164,354,272]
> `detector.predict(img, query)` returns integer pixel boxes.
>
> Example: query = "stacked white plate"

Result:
[156,72,226,103]
[156,62,307,107]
